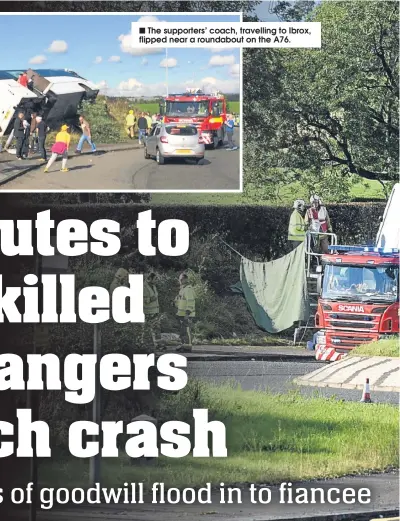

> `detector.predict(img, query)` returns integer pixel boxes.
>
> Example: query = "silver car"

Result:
[144,123,205,165]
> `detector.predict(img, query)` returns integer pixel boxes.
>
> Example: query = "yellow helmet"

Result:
[129,110,134,115]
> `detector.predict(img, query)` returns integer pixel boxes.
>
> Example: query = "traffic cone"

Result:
[360,378,372,403]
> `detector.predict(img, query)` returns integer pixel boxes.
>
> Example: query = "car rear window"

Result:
[166,125,197,136]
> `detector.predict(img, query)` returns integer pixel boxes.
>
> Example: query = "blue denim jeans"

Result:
[76,134,96,152]
[138,129,146,142]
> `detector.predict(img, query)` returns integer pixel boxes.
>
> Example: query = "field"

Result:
[151,179,387,206]
[40,382,399,489]
[135,101,240,115]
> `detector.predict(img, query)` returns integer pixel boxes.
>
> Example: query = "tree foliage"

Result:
[0,1,260,14]
[244,1,399,202]
[271,0,315,21]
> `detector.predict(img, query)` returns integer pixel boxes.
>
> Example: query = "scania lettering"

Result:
[337,305,365,313]
[160,88,227,148]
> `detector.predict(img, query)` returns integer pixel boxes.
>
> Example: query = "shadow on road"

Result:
[67,165,93,172]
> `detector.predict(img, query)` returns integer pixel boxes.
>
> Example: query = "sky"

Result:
[0,13,241,97]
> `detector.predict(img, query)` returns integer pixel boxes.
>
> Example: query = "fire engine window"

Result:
[212,102,222,116]
[166,126,197,136]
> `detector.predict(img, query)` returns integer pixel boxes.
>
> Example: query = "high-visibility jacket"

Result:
[126,114,135,127]
[110,267,129,293]
[288,210,306,242]
[143,281,159,315]
[176,284,196,317]
[145,116,152,128]
[305,206,332,235]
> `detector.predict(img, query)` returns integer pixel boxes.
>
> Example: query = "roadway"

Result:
[0,145,240,191]
[186,360,399,404]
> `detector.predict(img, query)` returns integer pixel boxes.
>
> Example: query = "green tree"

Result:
[271,0,316,21]
[244,1,399,202]
[6,1,259,14]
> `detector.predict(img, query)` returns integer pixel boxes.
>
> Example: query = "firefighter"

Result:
[125,110,136,139]
[109,266,139,349]
[109,266,129,294]
[305,195,333,254]
[175,273,196,353]
[141,271,162,352]
[288,199,306,250]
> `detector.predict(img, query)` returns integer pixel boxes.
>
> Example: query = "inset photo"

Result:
[0,12,242,192]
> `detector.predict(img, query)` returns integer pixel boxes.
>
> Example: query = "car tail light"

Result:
[198,136,204,144]
[160,136,168,144]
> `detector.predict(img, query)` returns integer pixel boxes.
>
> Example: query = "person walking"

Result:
[28,112,38,155]
[288,200,307,250]
[44,124,70,173]
[145,112,152,131]
[305,195,333,254]
[36,116,48,162]
[125,110,136,139]
[137,112,148,145]
[141,272,162,352]
[75,115,96,153]
[22,118,31,158]
[224,114,237,151]
[13,112,25,160]
[175,273,196,353]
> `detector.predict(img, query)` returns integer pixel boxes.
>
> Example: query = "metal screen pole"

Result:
[89,324,102,486]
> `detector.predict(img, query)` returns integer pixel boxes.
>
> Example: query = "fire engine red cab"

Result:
[314,246,399,361]
[160,88,226,148]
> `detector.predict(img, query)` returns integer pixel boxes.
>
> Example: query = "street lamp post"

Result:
[29,237,69,521]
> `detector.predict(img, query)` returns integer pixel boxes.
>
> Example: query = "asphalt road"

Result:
[11,474,399,521]
[0,145,240,191]
[187,360,399,404]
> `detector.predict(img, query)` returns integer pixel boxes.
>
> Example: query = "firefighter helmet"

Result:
[293,199,305,210]
[310,194,322,204]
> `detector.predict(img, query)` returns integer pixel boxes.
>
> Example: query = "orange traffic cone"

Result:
[360,378,372,403]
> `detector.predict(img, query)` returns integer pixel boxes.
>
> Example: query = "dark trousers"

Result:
[227,132,234,148]
[179,316,193,345]
[16,136,24,158]
[38,136,47,160]
[22,132,30,157]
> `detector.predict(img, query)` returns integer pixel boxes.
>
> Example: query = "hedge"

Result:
[21,202,386,260]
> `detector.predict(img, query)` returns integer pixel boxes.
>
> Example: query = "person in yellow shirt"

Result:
[44,124,71,173]
[175,273,196,353]
[145,112,152,135]
[125,110,136,139]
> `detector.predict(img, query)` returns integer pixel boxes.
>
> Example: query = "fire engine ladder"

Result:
[294,231,338,344]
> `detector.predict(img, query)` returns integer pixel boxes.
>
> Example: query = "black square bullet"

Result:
[139,27,145,34]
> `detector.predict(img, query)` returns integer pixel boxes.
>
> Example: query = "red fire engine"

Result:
[305,183,399,361]
[313,245,399,361]
[160,88,227,148]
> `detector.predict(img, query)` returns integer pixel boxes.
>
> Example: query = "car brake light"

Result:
[160,136,168,144]
[198,136,204,144]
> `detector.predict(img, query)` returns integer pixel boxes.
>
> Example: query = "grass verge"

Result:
[350,337,399,358]
[40,382,398,489]
[207,334,290,346]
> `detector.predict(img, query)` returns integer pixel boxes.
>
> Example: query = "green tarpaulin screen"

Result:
[231,242,310,333]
